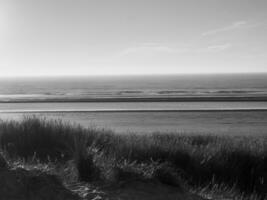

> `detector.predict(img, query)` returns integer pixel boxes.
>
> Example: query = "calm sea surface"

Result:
[0,74,267,134]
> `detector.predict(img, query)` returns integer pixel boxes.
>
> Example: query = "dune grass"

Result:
[0,116,266,199]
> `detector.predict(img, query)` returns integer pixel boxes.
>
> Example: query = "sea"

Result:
[0,74,267,134]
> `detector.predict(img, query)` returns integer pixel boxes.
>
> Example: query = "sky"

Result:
[0,0,267,77]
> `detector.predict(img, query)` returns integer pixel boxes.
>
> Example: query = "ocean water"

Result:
[0,74,267,103]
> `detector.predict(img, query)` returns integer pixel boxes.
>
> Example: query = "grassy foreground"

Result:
[0,116,266,199]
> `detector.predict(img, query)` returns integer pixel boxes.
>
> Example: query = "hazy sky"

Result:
[0,0,267,76]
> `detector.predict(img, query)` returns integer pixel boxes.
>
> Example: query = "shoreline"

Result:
[1,96,267,103]
[1,108,267,113]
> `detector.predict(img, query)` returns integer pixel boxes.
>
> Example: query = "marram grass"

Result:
[0,116,266,199]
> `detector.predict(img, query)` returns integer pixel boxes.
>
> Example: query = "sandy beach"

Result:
[1,109,267,135]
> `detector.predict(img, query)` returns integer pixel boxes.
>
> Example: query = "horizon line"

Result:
[1,72,267,78]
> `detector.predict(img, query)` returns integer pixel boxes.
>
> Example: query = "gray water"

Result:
[1,74,267,103]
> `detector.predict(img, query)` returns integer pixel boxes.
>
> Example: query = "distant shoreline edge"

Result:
[1,109,267,113]
[1,96,267,103]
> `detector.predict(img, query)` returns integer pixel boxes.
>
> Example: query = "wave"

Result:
[1,89,267,103]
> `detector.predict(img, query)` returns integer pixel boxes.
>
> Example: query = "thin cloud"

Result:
[115,42,232,59]
[202,21,257,36]
[207,43,232,51]
[117,43,188,57]
[197,43,232,53]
